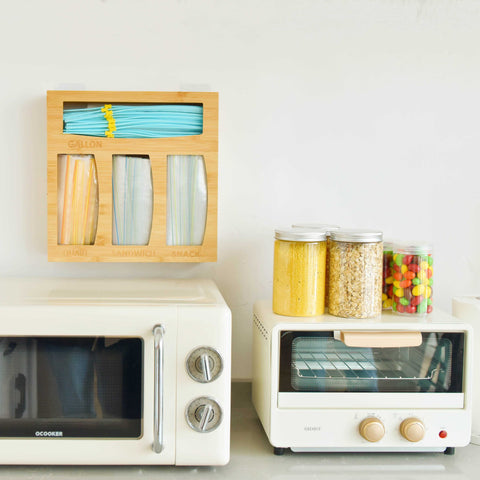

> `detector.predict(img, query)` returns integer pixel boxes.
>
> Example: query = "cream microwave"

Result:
[0,278,231,465]
[252,300,472,455]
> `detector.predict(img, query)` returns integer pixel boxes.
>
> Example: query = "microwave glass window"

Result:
[0,337,142,438]
[279,332,464,393]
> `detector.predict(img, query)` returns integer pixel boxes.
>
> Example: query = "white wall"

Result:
[1,0,479,379]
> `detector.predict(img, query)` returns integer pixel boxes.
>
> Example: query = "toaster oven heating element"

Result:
[291,335,452,393]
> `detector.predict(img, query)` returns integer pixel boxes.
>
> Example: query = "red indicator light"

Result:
[439,430,448,438]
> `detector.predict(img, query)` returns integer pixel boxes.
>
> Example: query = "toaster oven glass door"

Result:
[0,336,143,438]
[279,331,464,393]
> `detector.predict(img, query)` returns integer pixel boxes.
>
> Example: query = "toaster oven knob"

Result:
[186,397,222,433]
[400,418,425,442]
[359,417,385,442]
[186,347,223,383]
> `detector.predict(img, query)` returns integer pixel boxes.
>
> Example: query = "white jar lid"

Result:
[292,223,340,231]
[394,241,433,255]
[275,228,327,242]
[330,228,383,243]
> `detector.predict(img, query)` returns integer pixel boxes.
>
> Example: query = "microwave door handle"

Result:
[153,325,165,454]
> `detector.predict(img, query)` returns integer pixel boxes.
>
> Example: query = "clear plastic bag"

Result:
[57,154,99,245]
[166,155,207,246]
[112,155,153,245]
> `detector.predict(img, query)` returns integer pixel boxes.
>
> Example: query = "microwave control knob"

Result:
[400,418,425,442]
[359,417,385,442]
[186,397,222,433]
[186,347,223,383]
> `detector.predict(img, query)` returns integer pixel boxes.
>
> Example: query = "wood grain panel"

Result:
[47,91,218,262]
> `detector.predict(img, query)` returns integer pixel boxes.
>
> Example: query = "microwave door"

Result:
[0,336,143,438]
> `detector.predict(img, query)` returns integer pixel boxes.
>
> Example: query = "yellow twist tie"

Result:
[102,104,116,137]
[101,104,112,114]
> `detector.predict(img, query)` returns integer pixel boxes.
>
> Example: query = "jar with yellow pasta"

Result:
[292,223,340,308]
[273,228,327,316]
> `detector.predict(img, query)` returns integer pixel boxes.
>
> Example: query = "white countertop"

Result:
[0,383,478,479]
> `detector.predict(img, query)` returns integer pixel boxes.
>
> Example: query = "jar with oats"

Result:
[273,228,327,317]
[328,229,383,319]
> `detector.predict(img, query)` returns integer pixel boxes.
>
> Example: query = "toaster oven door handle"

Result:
[334,331,422,348]
[153,325,165,454]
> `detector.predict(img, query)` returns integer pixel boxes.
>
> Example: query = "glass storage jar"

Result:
[328,229,383,319]
[291,224,340,309]
[382,241,394,310]
[392,242,433,315]
[273,228,327,317]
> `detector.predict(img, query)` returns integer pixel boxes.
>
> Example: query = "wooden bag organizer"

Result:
[47,91,218,262]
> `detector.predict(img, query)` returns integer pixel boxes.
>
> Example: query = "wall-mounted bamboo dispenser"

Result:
[47,90,218,262]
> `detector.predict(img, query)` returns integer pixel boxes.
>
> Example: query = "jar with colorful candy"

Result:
[382,241,394,310]
[391,243,433,315]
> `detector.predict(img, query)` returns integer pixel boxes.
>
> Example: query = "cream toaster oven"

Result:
[252,300,472,455]
[0,278,231,465]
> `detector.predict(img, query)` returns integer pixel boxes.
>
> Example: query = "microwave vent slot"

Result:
[253,314,268,341]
